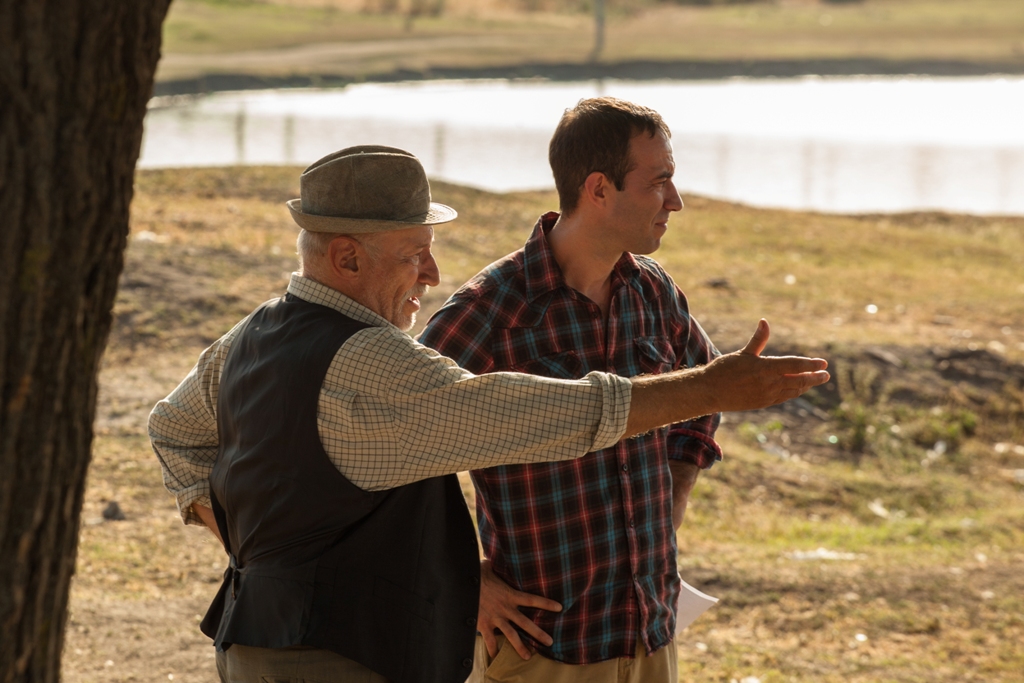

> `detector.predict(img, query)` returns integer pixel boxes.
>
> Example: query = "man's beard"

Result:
[397,285,428,331]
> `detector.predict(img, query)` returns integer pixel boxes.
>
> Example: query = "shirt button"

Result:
[466,617,477,627]
[629,518,635,528]
[633,573,639,582]
[462,658,473,668]
[621,464,628,472]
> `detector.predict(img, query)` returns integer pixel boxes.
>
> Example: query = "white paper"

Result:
[675,574,719,634]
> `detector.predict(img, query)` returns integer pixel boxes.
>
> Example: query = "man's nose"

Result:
[665,180,683,211]
[420,252,440,287]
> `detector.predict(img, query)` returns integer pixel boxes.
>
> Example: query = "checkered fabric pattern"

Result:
[418,213,722,664]
[149,274,631,526]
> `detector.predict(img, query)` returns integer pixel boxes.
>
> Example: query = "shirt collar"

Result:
[522,212,643,303]
[286,273,394,329]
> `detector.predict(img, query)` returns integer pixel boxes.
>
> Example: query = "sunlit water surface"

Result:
[141,77,1024,215]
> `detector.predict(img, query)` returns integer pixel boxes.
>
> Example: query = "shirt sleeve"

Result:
[318,326,632,490]
[665,282,723,468]
[147,316,248,526]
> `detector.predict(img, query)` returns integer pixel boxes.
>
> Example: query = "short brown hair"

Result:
[548,97,671,216]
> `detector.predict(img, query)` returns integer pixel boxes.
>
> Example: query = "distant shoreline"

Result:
[152,57,1024,97]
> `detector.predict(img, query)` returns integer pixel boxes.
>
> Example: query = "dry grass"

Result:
[64,166,1024,682]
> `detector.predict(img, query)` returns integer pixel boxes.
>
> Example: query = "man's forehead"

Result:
[629,131,675,174]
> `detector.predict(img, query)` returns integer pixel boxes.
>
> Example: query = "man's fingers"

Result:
[507,609,554,647]
[771,371,831,404]
[501,624,533,660]
[781,369,831,388]
[763,356,829,375]
[801,370,832,386]
[741,319,770,357]
[477,560,560,660]
[775,370,831,392]
[510,590,562,613]
[482,629,499,659]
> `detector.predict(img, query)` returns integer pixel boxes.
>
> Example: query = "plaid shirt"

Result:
[419,214,721,664]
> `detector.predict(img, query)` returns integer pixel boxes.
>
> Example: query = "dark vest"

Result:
[202,294,480,683]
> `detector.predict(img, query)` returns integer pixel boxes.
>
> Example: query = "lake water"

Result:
[141,77,1024,216]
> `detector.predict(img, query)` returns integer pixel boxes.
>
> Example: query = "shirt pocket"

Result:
[635,336,677,375]
[493,328,584,380]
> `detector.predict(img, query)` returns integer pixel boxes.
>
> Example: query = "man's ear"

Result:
[581,171,611,210]
[326,236,362,280]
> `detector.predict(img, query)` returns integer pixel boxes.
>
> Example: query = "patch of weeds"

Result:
[737,419,785,446]
[831,398,980,474]
[833,401,872,455]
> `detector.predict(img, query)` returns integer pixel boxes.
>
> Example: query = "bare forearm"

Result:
[625,367,715,437]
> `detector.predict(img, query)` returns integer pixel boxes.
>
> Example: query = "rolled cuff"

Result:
[587,371,632,451]
[667,426,723,469]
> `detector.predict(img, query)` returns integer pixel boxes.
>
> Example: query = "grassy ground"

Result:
[156,0,1024,83]
[63,166,1024,682]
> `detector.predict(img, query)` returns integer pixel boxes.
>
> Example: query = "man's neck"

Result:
[547,212,621,316]
[299,270,374,318]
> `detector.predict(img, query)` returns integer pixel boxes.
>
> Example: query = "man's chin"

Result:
[632,240,662,256]
[398,313,416,332]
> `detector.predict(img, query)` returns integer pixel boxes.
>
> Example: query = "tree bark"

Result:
[0,1,171,681]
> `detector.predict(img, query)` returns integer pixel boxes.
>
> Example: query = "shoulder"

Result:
[631,254,685,303]
[198,304,266,371]
[456,249,526,304]
[336,324,468,394]
[426,249,528,328]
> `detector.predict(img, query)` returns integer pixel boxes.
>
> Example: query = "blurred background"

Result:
[65,3,1024,683]
[146,0,1024,215]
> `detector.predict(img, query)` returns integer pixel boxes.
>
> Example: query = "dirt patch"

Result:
[65,598,218,683]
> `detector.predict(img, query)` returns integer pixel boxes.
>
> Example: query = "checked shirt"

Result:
[150,274,631,526]
[418,213,722,665]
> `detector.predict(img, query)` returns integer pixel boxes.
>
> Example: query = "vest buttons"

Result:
[470,575,480,585]
[462,658,474,668]
[466,617,477,627]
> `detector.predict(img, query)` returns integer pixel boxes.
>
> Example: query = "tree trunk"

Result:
[0,1,171,681]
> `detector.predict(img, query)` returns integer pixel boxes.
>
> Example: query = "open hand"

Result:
[703,319,830,413]
[477,559,562,660]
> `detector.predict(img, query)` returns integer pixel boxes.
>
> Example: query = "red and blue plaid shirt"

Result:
[419,213,721,664]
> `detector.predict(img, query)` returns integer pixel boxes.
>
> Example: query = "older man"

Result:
[419,97,764,682]
[150,145,828,683]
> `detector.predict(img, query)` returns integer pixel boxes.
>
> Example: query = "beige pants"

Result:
[216,644,390,683]
[466,635,677,683]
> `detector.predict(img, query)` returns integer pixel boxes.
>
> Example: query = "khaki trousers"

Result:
[466,635,677,683]
[216,644,390,683]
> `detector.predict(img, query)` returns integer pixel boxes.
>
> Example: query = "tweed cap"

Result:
[286,145,457,233]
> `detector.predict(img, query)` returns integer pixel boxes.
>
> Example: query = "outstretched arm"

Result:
[626,319,828,437]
